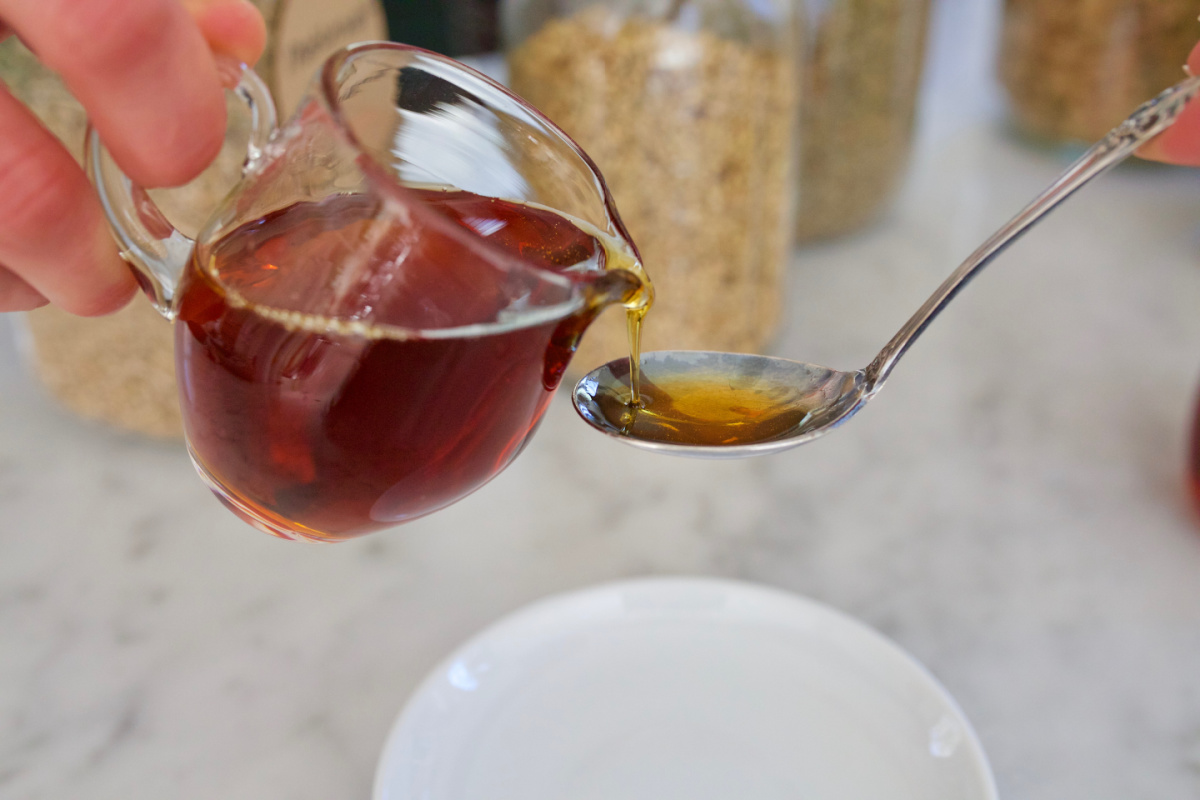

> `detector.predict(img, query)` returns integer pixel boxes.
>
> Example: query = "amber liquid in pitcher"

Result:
[174,190,647,541]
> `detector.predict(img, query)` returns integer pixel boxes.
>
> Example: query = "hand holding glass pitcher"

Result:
[0,0,266,315]
[84,43,649,542]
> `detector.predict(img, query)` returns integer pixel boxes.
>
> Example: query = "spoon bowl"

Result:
[573,351,867,458]
[573,75,1200,456]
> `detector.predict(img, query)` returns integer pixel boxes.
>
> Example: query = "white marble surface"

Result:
[6,4,1200,798]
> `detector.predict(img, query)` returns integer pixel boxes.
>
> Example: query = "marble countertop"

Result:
[6,4,1200,798]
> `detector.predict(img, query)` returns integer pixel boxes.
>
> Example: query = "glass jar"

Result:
[1000,0,1198,144]
[20,304,183,438]
[255,0,389,117]
[502,0,799,370]
[0,39,182,437]
[793,0,932,241]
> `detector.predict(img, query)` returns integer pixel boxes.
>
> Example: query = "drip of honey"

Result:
[591,235,651,404]
[624,303,649,404]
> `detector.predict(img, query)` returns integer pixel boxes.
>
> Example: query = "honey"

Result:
[175,189,648,540]
[591,366,815,447]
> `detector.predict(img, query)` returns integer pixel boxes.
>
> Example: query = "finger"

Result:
[0,0,227,188]
[1139,97,1200,166]
[1139,41,1200,166]
[0,85,136,317]
[0,266,49,313]
[183,0,267,67]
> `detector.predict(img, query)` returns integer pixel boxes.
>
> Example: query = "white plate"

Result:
[374,577,998,800]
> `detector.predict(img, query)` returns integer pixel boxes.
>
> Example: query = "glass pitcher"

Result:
[87,43,649,543]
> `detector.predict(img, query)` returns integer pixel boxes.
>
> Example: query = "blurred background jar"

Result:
[501,0,799,371]
[793,0,932,242]
[0,0,387,438]
[999,0,1198,145]
[0,40,183,438]
[382,0,499,55]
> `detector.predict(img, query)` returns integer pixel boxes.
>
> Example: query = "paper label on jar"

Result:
[270,0,388,118]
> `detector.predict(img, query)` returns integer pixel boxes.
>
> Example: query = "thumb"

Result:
[182,0,267,67]
[1138,40,1200,167]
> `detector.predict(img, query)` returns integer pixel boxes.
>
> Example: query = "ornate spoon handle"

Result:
[864,74,1200,393]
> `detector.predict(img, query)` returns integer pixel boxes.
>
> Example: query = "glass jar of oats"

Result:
[0,39,184,438]
[1000,0,1199,144]
[794,0,933,241]
[501,0,799,370]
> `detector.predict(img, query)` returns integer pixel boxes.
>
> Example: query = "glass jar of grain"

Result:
[0,38,184,438]
[502,0,799,370]
[794,0,932,241]
[1000,0,1198,144]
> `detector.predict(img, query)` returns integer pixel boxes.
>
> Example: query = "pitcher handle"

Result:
[85,59,277,319]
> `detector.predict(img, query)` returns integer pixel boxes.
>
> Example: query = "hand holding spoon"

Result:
[573,75,1200,458]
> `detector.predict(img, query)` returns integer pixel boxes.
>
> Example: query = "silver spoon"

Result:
[573,75,1200,459]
